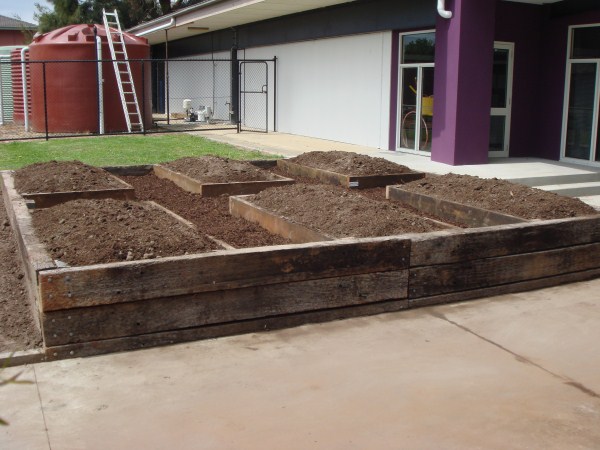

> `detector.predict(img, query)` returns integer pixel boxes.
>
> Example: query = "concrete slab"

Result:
[0,366,49,450]
[11,279,598,449]
[437,279,600,394]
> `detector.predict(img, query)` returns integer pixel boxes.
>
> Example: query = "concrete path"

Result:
[3,279,599,449]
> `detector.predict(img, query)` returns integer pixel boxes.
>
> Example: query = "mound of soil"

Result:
[251,184,446,238]
[0,193,42,352]
[162,156,279,183]
[14,160,123,194]
[32,199,220,266]
[401,174,598,220]
[120,173,290,248]
[289,151,413,175]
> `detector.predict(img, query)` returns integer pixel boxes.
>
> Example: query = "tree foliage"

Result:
[34,0,199,33]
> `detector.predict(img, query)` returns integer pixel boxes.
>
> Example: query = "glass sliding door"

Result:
[564,63,597,160]
[562,25,600,164]
[489,43,514,156]
[398,31,435,153]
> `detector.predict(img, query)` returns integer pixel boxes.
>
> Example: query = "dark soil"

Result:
[120,174,290,248]
[251,184,447,238]
[401,174,598,220]
[0,191,42,352]
[14,160,124,194]
[31,199,220,266]
[289,151,414,175]
[162,156,280,182]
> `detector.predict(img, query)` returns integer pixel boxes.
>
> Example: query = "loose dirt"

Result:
[289,151,414,175]
[162,156,280,182]
[251,184,447,238]
[32,199,220,266]
[400,174,598,220]
[14,160,124,194]
[120,173,290,248]
[3,151,598,353]
[0,192,42,352]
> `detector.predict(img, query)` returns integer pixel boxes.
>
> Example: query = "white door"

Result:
[489,42,514,157]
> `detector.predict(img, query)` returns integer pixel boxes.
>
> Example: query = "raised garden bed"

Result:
[154,156,294,196]
[278,151,424,189]
[14,161,135,208]
[387,186,526,227]
[231,184,450,243]
[3,154,600,364]
[399,174,597,220]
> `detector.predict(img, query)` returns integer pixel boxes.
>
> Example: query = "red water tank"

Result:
[28,24,151,133]
[10,48,31,124]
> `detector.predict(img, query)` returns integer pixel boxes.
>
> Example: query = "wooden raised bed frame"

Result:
[229,195,455,243]
[154,163,294,196]
[3,168,600,363]
[18,171,135,208]
[277,158,425,189]
[387,185,526,227]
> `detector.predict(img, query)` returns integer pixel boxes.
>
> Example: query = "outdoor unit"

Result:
[197,106,213,123]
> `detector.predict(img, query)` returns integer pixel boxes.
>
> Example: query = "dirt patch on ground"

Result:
[162,156,280,183]
[14,160,124,194]
[289,151,414,175]
[401,174,598,220]
[32,199,220,266]
[0,191,42,352]
[251,184,447,238]
[120,174,290,248]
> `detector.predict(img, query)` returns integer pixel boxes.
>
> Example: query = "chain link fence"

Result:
[0,57,276,141]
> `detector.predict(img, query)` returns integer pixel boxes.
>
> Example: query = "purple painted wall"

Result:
[431,0,497,165]
[538,8,600,160]
[494,2,543,158]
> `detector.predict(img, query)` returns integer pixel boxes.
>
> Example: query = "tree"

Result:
[34,0,203,33]
[35,0,80,33]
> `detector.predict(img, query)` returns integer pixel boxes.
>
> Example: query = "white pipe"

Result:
[96,36,104,135]
[135,18,175,36]
[21,47,29,132]
[437,0,453,19]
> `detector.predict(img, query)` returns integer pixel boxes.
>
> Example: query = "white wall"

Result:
[242,32,392,149]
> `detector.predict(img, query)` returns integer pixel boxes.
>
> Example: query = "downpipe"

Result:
[21,47,29,131]
[437,0,453,19]
[96,34,104,134]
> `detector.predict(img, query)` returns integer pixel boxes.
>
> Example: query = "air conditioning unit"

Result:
[197,105,213,123]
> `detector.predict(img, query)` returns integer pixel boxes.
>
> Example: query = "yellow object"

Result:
[422,96,434,117]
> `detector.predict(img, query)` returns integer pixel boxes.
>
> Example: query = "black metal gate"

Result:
[238,60,269,133]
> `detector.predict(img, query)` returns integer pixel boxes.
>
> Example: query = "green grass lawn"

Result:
[0,134,279,170]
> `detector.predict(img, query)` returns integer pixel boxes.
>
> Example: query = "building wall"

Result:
[240,32,393,148]
[0,30,28,46]
[494,2,543,158]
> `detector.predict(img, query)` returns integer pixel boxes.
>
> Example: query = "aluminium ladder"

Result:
[102,9,144,133]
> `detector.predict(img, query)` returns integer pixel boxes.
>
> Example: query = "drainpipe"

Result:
[21,47,29,131]
[136,18,175,37]
[96,33,104,134]
[437,0,453,19]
